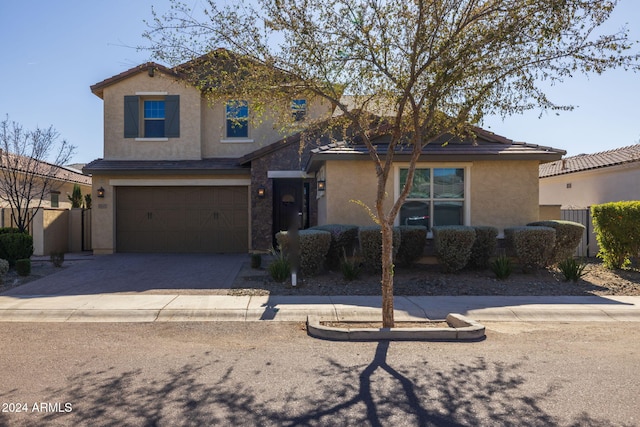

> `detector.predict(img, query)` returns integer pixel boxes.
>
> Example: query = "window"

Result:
[398,167,466,230]
[292,99,307,121]
[124,95,180,139]
[143,100,165,137]
[50,192,59,208]
[226,100,249,138]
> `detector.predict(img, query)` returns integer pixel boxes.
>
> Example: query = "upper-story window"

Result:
[292,99,307,121]
[124,94,180,139]
[226,100,249,138]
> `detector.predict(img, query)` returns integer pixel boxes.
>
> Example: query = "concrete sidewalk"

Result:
[0,294,639,322]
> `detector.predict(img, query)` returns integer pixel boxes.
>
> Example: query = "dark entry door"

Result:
[272,180,309,245]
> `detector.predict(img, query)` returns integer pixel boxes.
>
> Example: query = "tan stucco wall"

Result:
[90,173,251,254]
[317,159,541,231]
[101,70,334,161]
[470,160,540,230]
[540,162,640,208]
[102,72,203,161]
[539,205,561,221]
[32,209,69,256]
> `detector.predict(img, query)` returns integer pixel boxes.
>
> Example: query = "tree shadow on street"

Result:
[24,341,632,427]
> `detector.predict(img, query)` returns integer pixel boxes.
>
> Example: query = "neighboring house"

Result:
[539,144,640,256]
[86,54,565,254]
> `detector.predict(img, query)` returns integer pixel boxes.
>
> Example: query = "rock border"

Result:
[307,313,485,341]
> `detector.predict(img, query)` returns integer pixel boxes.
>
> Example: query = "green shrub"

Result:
[468,226,498,269]
[16,258,31,277]
[592,201,640,269]
[340,249,361,281]
[250,253,262,269]
[0,227,20,235]
[358,226,401,272]
[0,232,33,266]
[276,229,331,276]
[504,226,556,272]
[310,224,358,270]
[528,220,585,264]
[0,259,9,275]
[396,226,427,267]
[432,226,476,273]
[50,251,65,268]
[490,255,513,280]
[267,248,290,282]
[557,257,587,282]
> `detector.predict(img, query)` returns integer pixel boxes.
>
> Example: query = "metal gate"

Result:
[560,208,595,257]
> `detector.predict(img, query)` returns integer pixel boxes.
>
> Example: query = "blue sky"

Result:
[0,0,638,164]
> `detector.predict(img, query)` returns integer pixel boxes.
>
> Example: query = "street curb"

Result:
[306,313,486,341]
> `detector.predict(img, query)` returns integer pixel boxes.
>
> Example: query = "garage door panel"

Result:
[117,186,248,253]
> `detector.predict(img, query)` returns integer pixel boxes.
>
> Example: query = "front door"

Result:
[272,179,309,246]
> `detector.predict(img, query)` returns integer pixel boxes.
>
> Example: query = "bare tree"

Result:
[144,0,639,326]
[0,116,76,233]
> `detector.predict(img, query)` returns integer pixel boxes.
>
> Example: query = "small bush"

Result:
[16,258,31,277]
[505,226,556,272]
[468,226,498,269]
[0,227,20,235]
[340,249,361,281]
[491,255,513,280]
[310,224,359,270]
[50,251,65,268]
[0,232,34,266]
[0,259,9,275]
[592,201,640,269]
[432,226,476,273]
[358,226,401,272]
[396,226,427,267]
[276,229,331,276]
[250,253,262,269]
[557,257,587,282]
[528,220,585,264]
[267,248,290,282]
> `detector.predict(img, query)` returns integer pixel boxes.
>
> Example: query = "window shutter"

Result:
[165,95,180,138]
[124,96,139,138]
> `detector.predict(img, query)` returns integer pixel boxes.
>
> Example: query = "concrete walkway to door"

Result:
[2,253,246,296]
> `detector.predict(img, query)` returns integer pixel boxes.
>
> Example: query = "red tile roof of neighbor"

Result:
[539,144,640,178]
[1,151,91,185]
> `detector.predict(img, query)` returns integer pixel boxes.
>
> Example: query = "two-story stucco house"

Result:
[86,54,565,254]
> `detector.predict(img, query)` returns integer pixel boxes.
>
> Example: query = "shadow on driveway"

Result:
[1,253,247,296]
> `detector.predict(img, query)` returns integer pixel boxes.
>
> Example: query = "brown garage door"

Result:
[116,186,248,253]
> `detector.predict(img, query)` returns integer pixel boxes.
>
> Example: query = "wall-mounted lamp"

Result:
[97,187,105,198]
[148,66,155,77]
[257,187,266,198]
[317,180,326,191]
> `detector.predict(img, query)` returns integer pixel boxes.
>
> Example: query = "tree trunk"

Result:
[380,220,395,328]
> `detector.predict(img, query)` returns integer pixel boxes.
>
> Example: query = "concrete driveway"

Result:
[2,253,248,296]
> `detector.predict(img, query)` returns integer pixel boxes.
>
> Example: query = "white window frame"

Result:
[394,162,472,234]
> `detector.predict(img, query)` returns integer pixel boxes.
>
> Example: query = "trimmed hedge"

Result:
[0,232,33,266]
[527,220,585,264]
[0,227,20,235]
[0,259,9,275]
[310,224,359,270]
[275,229,331,276]
[358,226,401,272]
[468,226,498,269]
[592,201,640,269]
[432,226,476,273]
[396,226,427,267]
[505,226,556,272]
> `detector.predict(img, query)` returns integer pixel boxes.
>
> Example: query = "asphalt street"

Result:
[0,321,638,426]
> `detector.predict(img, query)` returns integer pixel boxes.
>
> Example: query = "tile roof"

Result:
[539,144,640,178]
[83,158,249,175]
[1,151,91,185]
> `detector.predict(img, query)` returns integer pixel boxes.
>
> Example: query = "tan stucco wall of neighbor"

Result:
[90,173,251,255]
[539,205,562,221]
[102,72,203,161]
[540,163,640,208]
[317,159,541,231]
[471,160,541,230]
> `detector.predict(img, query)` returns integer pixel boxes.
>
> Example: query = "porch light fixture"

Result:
[97,187,105,198]
[257,187,266,198]
[317,180,326,191]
